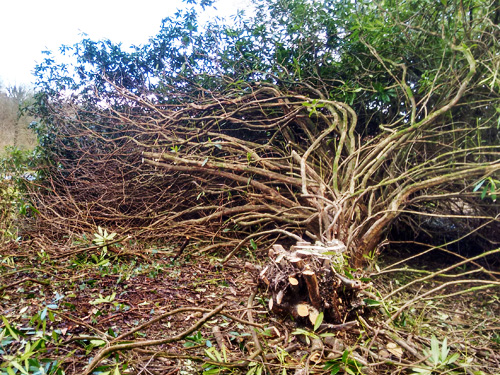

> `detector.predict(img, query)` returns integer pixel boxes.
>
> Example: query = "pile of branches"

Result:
[27,70,500,263]
[29,82,356,250]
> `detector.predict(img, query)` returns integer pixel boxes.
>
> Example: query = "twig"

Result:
[387,279,500,324]
[246,291,262,354]
[57,312,109,339]
[52,235,131,259]
[0,277,50,293]
[223,229,303,264]
[83,302,227,375]
[383,247,500,301]
[114,306,264,343]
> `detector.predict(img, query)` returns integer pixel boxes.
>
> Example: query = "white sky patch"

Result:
[0,0,249,87]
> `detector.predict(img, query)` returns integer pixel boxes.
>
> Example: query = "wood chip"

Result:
[276,290,284,305]
[296,241,311,246]
[309,351,322,363]
[272,244,287,252]
[297,303,310,317]
[386,342,403,357]
[289,257,304,269]
[308,306,320,326]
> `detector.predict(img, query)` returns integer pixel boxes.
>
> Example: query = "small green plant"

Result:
[227,327,251,351]
[302,98,325,117]
[324,350,364,375]
[272,346,290,375]
[37,248,51,264]
[78,338,106,356]
[491,331,500,345]
[246,361,264,375]
[93,226,117,256]
[89,292,117,305]
[473,177,499,202]
[291,328,319,346]
[0,312,66,375]
[202,346,237,374]
[291,314,332,347]
[183,331,210,348]
[0,147,38,242]
[411,335,460,375]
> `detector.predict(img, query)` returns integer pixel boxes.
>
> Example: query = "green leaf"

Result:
[373,82,384,92]
[292,328,311,336]
[481,186,488,200]
[320,332,337,337]
[204,347,221,362]
[430,335,440,364]
[327,364,341,375]
[473,179,485,192]
[341,349,349,363]
[441,337,449,361]
[204,369,222,375]
[363,298,381,306]
[249,239,257,250]
[446,352,460,365]
[324,360,338,370]
[314,312,324,331]
[10,361,29,375]
[411,367,432,375]
[1,316,18,341]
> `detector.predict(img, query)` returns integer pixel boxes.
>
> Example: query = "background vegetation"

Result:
[0,83,37,153]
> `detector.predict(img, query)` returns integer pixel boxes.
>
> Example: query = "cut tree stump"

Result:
[259,240,368,325]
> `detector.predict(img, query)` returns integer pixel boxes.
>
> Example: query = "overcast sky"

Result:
[0,0,248,88]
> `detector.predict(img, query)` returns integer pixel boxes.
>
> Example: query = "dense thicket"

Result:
[28,0,500,264]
